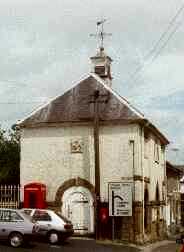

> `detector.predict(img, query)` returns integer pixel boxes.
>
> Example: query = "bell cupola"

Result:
[90,19,113,86]
[90,47,112,86]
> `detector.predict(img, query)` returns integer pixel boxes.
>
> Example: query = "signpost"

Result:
[108,182,132,240]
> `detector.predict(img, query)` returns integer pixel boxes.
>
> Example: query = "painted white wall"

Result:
[20,123,166,206]
[20,125,95,201]
[20,124,140,202]
[143,133,166,202]
[99,124,140,201]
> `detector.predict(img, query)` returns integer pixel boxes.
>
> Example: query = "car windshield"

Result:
[22,209,32,216]
[55,212,71,223]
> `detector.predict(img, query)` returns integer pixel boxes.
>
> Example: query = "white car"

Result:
[0,208,39,248]
[21,208,74,244]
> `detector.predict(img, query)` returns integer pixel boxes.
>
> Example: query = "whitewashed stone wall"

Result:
[145,134,165,202]
[20,124,140,202]
[20,126,95,201]
[99,124,140,201]
[20,123,166,205]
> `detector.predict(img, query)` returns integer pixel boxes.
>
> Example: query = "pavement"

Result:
[97,238,178,252]
[139,240,176,251]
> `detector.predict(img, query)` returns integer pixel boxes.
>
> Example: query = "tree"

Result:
[0,125,20,184]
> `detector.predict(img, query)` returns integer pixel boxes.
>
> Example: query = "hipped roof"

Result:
[17,73,169,145]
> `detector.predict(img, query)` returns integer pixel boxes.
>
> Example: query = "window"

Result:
[144,188,149,231]
[0,210,10,222]
[161,145,165,164]
[154,141,160,163]
[23,209,32,216]
[144,138,149,158]
[95,66,105,75]
[33,210,52,221]
[10,211,23,222]
[0,210,23,222]
[144,129,150,159]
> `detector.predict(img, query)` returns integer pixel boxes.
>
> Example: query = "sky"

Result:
[0,0,184,164]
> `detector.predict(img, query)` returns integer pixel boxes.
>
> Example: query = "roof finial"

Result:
[90,19,112,51]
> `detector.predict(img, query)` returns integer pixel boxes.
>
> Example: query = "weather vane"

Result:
[90,19,112,51]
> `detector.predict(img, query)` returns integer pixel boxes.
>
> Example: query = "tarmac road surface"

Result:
[0,238,141,252]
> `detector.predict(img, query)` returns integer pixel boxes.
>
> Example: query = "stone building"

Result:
[166,161,182,235]
[17,46,169,244]
[179,166,184,226]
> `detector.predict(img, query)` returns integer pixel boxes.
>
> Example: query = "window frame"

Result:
[154,140,160,164]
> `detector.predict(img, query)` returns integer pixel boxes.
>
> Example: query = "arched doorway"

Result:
[155,183,160,237]
[62,186,94,234]
[144,187,149,232]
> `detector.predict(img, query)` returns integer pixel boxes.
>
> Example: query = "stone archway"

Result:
[155,182,160,237]
[55,177,95,235]
[55,177,95,206]
[144,186,149,232]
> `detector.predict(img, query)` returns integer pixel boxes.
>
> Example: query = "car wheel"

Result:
[9,232,23,248]
[48,231,59,244]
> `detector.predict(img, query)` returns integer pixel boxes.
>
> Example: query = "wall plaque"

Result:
[71,140,83,153]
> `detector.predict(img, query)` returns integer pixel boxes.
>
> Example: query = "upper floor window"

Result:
[144,129,150,159]
[144,138,149,159]
[154,141,160,163]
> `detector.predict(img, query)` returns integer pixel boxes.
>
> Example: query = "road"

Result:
[0,238,141,252]
[0,238,180,252]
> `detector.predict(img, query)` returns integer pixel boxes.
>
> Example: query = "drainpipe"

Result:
[129,140,135,198]
[130,139,135,241]
[140,125,145,240]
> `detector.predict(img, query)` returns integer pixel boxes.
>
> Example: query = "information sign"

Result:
[108,182,132,216]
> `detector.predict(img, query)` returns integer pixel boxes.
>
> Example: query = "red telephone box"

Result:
[24,182,46,209]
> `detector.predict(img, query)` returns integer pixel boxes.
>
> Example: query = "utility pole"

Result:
[94,90,100,240]
[90,90,109,239]
[89,19,111,239]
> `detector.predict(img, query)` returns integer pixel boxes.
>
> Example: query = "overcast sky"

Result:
[0,0,184,164]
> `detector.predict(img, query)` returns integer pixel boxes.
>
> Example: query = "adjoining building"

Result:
[178,165,184,227]
[17,44,169,244]
[166,161,182,235]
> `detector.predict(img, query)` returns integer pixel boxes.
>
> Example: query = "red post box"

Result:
[24,182,46,209]
[99,207,109,223]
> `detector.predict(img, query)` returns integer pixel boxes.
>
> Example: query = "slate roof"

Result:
[166,161,183,175]
[17,73,169,145]
[175,165,184,171]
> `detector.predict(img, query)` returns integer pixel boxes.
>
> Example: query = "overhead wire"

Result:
[126,2,184,83]
[149,22,182,63]
[131,22,182,84]
[0,79,28,86]
[0,101,45,104]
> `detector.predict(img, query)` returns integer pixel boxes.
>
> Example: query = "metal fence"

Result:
[0,185,20,209]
